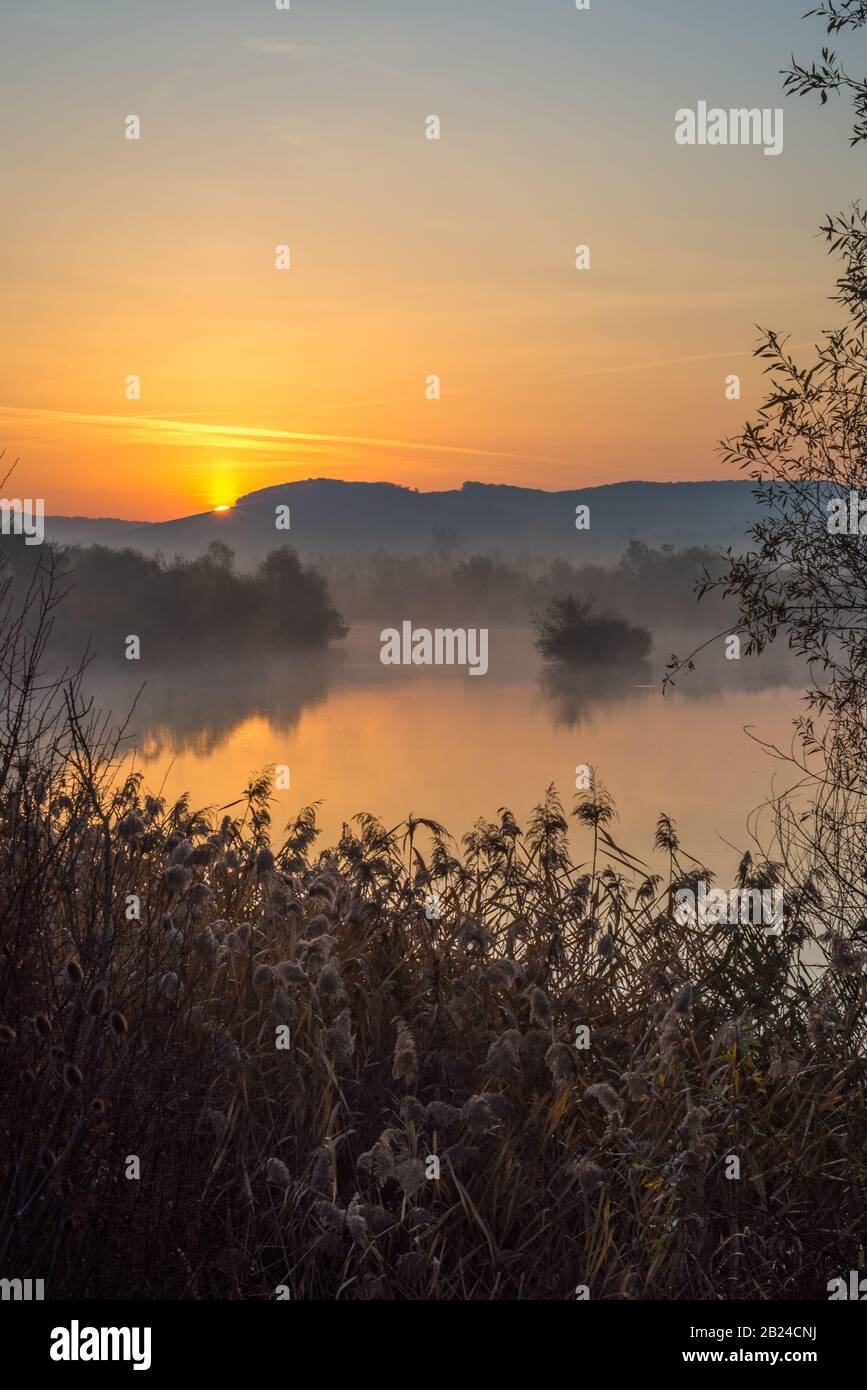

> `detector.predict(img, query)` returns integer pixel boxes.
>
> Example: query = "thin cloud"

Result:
[0,405,576,469]
[570,342,814,380]
[244,39,338,65]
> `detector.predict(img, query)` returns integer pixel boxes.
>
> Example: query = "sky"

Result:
[0,0,865,520]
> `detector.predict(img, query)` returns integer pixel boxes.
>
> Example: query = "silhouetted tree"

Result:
[532,595,651,667]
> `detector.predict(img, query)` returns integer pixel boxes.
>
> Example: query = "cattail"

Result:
[63,1062,83,1088]
[265,1157,292,1188]
[109,1011,128,1035]
[87,984,107,1016]
[65,957,84,985]
[33,1012,52,1038]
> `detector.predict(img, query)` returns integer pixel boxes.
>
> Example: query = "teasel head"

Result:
[109,1011,128,1036]
[90,1097,107,1116]
[33,1012,52,1039]
[0,1023,17,1044]
[65,956,84,986]
[87,983,107,1017]
[63,1062,83,1089]
[40,1147,58,1171]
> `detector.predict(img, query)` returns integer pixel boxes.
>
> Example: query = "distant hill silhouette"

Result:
[43,478,764,561]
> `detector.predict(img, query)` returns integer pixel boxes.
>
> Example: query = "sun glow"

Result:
[214,504,231,512]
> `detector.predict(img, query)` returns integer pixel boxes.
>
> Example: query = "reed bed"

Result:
[1,556,866,1301]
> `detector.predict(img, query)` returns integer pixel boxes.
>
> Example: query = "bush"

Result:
[532,594,652,666]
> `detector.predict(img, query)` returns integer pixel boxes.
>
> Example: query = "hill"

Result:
[43,478,763,562]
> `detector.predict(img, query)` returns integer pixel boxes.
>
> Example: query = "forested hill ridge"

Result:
[42,478,765,562]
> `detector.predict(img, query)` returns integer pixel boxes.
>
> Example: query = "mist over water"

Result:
[85,622,805,876]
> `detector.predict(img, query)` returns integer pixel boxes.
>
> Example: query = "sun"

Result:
[213,504,232,512]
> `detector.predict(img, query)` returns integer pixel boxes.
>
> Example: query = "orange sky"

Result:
[0,0,857,520]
